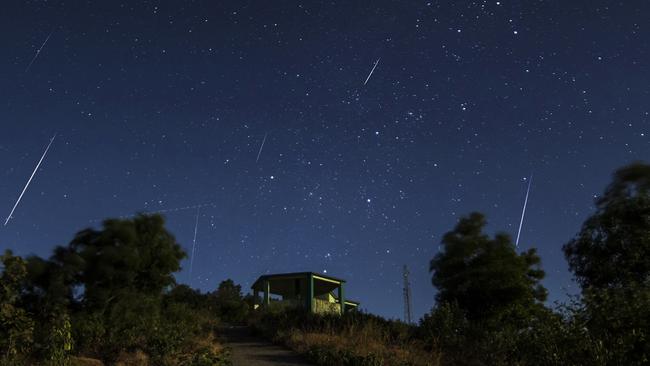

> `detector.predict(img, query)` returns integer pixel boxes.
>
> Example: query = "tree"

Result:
[564,162,650,289]
[1,215,229,364]
[214,279,243,303]
[0,250,34,363]
[69,214,186,311]
[563,162,650,364]
[430,212,547,320]
[64,214,186,361]
[210,279,249,324]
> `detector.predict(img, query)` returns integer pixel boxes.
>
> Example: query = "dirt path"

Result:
[220,326,315,366]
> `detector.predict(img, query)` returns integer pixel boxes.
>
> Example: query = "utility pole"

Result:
[403,265,412,324]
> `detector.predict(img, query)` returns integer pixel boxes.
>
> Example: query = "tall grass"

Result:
[250,308,439,366]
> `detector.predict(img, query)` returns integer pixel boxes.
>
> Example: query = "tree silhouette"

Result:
[0,250,35,362]
[69,214,186,311]
[61,214,186,361]
[563,162,650,364]
[430,212,547,320]
[211,279,250,324]
[564,162,650,290]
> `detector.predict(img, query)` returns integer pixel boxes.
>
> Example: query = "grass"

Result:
[251,308,439,366]
[68,331,231,366]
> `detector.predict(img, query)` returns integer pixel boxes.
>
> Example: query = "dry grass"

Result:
[70,356,104,366]
[285,328,439,366]
[115,350,149,366]
[70,333,228,366]
[252,308,441,365]
[166,332,230,365]
[286,330,440,366]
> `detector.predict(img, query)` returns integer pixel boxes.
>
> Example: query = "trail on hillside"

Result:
[220,326,314,366]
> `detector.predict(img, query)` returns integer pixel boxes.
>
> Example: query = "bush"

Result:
[0,251,35,365]
[2,216,233,365]
[578,286,649,364]
[177,346,231,366]
[418,301,610,366]
[147,300,218,365]
[39,309,74,366]
[251,307,436,366]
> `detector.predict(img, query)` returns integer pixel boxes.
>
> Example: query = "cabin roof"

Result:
[251,271,346,290]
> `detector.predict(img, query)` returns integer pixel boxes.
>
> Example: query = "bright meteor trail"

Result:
[515,174,533,247]
[25,30,53,73]
[363,58,380,85]
[4,134,57,226]
[188,207,200,283]
[255,133,268,163]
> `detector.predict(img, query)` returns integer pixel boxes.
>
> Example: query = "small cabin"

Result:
[251,272,360,314]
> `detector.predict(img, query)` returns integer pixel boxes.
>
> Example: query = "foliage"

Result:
[577,286,649,364]
[175,345,232,366]
[564,162,650,289]
[563,162,650,365]
[149,293,218,364]
[251,307,435,366]
[69,214,186,311]
[55,214,185,362]
[1,214,232,365]
[430,212,547,320]
[39,309,74,366]
[18,248,77,365]
[5,163,649,365]
[0,250,35,365]
[210,279,251,324]
[70,312,105,358]
[418,300,608,366]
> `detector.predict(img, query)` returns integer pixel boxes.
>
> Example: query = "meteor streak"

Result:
[5,134,57,226]
[515,174,533,247]
[255,133,267,163]
[188,207,200,282]
[88,202,219,223]
[363,58,380,85]
[25,31,54,73]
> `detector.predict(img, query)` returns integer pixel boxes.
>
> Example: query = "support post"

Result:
[264,280,270,306]
[254,289,259,308]
[339,283,345,314]
[308,274,314,313]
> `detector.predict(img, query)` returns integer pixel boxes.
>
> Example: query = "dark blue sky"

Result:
[1,0,648,320]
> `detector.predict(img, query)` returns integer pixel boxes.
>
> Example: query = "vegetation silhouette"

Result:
[1,162,649,365]
[1,214,232,365]
[563,162,650,364]
[430,212,547,320]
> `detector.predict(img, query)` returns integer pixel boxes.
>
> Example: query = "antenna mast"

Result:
[403,265,413,324]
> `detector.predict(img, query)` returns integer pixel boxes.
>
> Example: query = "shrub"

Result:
[0,251,35,365]
[251,307,436,366]
[418,300,611,366]
[177,346,231,366]
[40,309,74,366]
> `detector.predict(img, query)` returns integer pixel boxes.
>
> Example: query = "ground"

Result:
[220,326,314,366]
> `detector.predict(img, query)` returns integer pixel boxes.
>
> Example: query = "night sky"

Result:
[1,1,648,320]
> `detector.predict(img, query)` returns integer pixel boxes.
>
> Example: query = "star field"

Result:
[1,1,648,319]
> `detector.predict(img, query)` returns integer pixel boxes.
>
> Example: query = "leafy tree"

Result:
[430,212,547,320]
[0,250,34,364]
[40,310,73,366]
[211,279,250,324]
[564,162,650,289]
[69,214,186,311]
[563,162,650,364]
[21,249,78,364]
[214,279,243,303]
[2,215,232,364]
[63,214,186,361]
[165,284,208,309]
